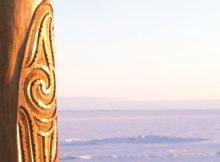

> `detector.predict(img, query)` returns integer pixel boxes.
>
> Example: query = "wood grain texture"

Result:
[0,0,59,161]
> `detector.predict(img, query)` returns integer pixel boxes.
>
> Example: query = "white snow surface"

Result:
[58,109,220,162]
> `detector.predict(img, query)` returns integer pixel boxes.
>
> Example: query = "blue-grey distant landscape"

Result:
[58,108,220,162]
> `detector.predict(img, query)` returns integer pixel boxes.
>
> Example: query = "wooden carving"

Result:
[17,0,59,161]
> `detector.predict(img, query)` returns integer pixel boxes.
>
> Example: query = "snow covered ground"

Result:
[58,109,220,162]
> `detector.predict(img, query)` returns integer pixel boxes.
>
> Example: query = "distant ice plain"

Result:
[58,107,220,162]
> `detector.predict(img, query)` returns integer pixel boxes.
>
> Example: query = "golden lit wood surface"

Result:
[0,0,59,161]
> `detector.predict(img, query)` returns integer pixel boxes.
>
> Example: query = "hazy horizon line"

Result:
[57,97,220,111]
[57,96,220,102]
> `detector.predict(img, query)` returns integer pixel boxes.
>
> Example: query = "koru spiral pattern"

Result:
[17,1,58,162]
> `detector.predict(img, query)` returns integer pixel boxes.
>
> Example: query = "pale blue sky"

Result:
[54,0,220,100]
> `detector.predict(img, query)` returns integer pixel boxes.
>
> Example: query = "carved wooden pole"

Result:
[0,0,59,161]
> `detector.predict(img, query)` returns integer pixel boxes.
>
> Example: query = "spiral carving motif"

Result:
[17,1,58,162]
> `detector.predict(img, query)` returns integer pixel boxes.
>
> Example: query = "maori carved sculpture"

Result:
[17,0,59,161]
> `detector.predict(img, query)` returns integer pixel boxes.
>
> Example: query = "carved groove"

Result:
[17,1,58,161]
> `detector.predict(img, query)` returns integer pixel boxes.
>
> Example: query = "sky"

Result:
[54,0,220,101]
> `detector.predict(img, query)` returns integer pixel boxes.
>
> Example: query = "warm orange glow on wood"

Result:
[0,0,59,161]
